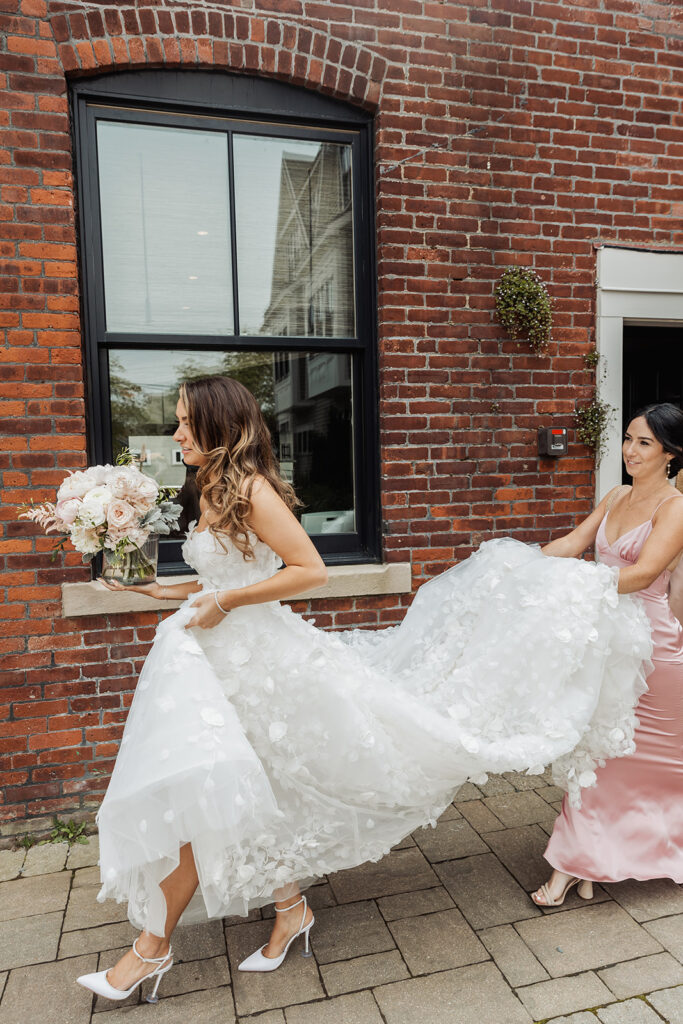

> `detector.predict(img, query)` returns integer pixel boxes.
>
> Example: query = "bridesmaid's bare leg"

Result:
[532,869,594,905]
[106,842,199,990]
[263,883,314,958]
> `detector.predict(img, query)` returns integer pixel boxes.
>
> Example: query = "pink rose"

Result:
[107,499,137,532]
[109,469,137,499]
[55,497,82,525]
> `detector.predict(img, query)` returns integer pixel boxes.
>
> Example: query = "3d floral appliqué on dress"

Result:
[97,524,652,935]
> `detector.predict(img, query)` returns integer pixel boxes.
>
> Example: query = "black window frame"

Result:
[71,71,380,572]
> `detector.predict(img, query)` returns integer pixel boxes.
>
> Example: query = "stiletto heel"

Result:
[146,968,166,1004]
[238,895,315,972]
[76,937,173,1002]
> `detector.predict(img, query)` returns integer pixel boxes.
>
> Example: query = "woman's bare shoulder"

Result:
[603,484,630,511]
[655,490,683,521]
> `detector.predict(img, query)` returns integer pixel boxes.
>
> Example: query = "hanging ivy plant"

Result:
[575,398,616,465]
[494,267,553,354]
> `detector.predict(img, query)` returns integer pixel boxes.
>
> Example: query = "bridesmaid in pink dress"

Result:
[533,403,683,906]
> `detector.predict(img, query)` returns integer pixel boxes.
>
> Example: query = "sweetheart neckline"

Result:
[185,522,266,547]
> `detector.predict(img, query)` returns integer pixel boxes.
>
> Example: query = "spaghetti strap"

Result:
[652,492,683,517]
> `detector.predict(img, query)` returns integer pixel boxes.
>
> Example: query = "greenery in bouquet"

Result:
[19,451,182,569]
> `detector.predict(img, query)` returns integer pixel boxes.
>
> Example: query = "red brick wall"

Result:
[2,0,681,838]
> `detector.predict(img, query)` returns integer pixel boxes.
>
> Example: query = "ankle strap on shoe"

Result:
[274,895,306,913]
[132,938,173,964]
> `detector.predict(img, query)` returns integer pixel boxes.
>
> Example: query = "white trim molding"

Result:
[61,562,413,618]
[596,246,683,500]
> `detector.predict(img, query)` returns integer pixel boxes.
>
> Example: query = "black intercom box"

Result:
[538,427,568,457]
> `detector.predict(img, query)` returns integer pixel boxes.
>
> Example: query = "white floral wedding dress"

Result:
[97,523,652,935]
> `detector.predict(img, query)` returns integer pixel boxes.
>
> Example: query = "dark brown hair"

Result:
[632,402,683,477]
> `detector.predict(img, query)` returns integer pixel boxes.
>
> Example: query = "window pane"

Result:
[108,349,356,537]
[234,136,355,338]
[97,122,233,335]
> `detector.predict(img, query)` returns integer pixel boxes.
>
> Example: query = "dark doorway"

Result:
[622,324,683,483]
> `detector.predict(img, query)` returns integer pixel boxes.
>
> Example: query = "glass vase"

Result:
[101,535,159,585]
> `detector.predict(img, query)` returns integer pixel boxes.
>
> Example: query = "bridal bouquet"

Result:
[20,454,182,584]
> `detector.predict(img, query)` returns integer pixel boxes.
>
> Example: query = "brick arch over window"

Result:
[47,3,388,110]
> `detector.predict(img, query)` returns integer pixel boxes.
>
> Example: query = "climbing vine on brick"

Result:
[575,399,616,465]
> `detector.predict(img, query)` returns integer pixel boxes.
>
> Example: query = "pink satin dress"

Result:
[544,498,683,883]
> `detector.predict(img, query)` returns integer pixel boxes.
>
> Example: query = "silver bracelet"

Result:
[214,590,229,615]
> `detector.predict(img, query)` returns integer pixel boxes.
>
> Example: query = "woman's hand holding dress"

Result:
[184,590,235,630]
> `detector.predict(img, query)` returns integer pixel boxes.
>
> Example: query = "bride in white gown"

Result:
[77,375,652,1001]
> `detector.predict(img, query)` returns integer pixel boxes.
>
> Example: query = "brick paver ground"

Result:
[1,771,681,1024]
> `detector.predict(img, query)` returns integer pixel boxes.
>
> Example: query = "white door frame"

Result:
[595,245,683,500]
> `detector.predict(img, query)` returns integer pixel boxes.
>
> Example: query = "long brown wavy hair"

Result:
[179,375,299,559]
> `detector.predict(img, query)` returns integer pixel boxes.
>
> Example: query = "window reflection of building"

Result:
[271,349,353,530]
[263,142,355,532]
[261,143,354,340]
[127,434,186,487]
[339,148,352,211]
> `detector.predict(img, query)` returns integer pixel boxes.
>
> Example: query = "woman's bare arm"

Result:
[184,479,327,630]
[97,576,202,600]
[617,499,683,593]
[541,486,625,559]
[226,478,328,606]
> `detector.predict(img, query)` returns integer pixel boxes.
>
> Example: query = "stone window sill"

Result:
[61,562,412,617]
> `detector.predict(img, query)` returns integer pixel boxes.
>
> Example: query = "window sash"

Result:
[82,104,368,348]
[73,77,380,566]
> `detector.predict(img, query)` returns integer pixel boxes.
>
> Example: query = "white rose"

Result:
[58,470,99,501]
[79,486,112,527]
[70,523,102,554]
[92,464,114,485]
[109,468,138,499]
[137,474,158,502]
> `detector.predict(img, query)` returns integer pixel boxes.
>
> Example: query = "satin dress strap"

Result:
[601,488,683,547]
[651,492,683,516]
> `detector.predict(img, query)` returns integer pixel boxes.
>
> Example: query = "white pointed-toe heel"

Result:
[76,937,173,1003]
[238,895,315,973]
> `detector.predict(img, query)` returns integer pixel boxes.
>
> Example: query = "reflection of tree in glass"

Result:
[109,356,150,458]
[176,353,275,430]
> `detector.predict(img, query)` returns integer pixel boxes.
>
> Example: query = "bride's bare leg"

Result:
[263,883,314,958]
[106,842,199,990]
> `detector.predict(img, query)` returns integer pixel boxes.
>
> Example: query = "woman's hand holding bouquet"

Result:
[20,453,182,585]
